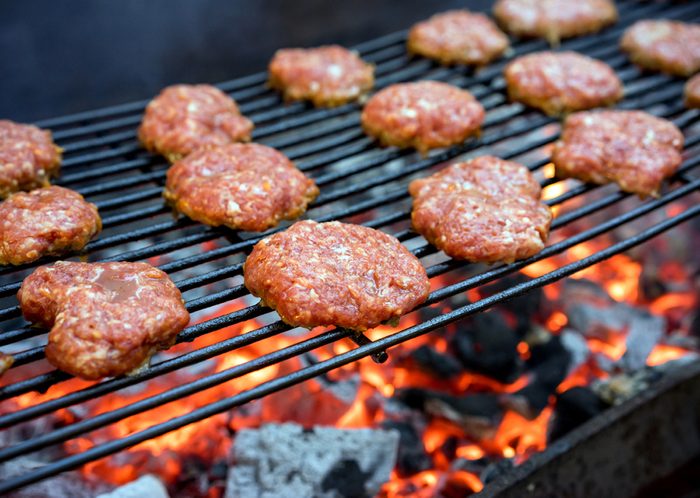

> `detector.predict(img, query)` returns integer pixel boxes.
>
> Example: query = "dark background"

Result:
[0,0,493,123]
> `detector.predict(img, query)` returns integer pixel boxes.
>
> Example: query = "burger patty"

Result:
[409,156,552,263]
[685,74,700,108]
[493,0,617,45]
[0,186,101,266]
[164,143,319,232]
[243,220,430,331]
[0,352,13,378]
[407,10,510,66]
[18,261,190,380]
[138,84,253,162]
[268,45,375,107]
[621,20,700,77]
[552,110,684,198]
[0,120,61,199]
[361,81,485,154]
[504,51,623,116]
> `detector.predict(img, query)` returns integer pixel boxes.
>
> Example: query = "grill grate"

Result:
[1,0,700,492]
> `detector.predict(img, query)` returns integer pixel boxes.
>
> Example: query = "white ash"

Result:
[225,423,399,498]
[96,474,169,498]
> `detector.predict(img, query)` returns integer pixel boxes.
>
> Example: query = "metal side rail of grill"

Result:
[1,0,700,493]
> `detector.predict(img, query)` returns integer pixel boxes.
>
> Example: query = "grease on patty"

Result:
[18,261,190,380]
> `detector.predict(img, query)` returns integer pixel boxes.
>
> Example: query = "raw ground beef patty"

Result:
[268,45,375,107]
[407,10,510,66]
[493,0,617,45]
[164,143,318,232]
[621,20,700,77]
[0,186,101,265]
[0,120,61,199]
[552,110,684,197]
[409,156,552,263]
[361,81,485,154]
[243,220,430,331]
[18,261,190,380]
[685,74,700,108]
[504,51,623,116]
[138,84,253,162]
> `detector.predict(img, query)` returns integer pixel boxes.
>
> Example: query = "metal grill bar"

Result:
[1,0,699,493]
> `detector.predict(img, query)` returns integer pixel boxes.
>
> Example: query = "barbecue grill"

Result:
[1,0,700,493]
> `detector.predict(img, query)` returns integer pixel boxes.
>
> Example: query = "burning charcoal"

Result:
[395,388,503,440]
[548,387,609,442]
[503,331,571,419]
[96,475,169,498]
[381,420,432,477]
[438,471,479,498]
[479,275,544,332]
[480,458,515,485]
[452,311,523,383]
[321,460,372,498]
[260,354,360,425]
[407,345,463,379]
[225,423,399,498]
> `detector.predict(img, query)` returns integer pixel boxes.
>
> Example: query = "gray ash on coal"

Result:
[225,423,399,498]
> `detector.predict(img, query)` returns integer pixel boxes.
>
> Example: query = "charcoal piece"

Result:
[321,460,372,498]
[618,311,665,372]
[97,475,169,498]
[548,387,609,442]
[592,368,663,406]
[408,345,463,379]
[452,311,523,383]
[559,329,590,374]
[451,457,491,474]
[503,334,571,419]
[480,458,515,485]
[225,423,399,498]
[394,388,503,440]
[381,420,432,477]
[479,275,544,332]
[438,471,479,498]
